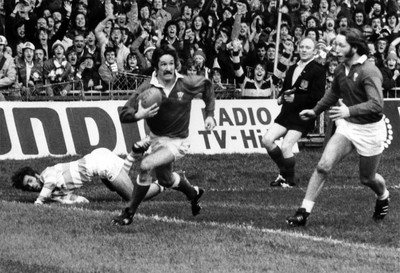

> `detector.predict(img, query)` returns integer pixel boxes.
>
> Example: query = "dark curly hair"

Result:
[11,166,37,190]
[151,44,179,69]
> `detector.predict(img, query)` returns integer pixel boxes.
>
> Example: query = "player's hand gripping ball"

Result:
[137,87,163,108]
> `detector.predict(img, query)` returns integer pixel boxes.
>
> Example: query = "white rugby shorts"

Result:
[335,118,386,157]
[149,132,190,161]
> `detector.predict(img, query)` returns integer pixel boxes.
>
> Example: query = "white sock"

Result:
[301,199,315,213]
[377,189,389,200]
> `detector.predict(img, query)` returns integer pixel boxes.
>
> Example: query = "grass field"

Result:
[0,149,399,273]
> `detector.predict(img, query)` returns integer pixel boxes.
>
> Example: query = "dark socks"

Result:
[173,173,197,200]
[128,184,150,215]
[284,157,295,184]
[268,146,286,175]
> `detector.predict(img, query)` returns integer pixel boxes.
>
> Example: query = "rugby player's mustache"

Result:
[164,71,173,75]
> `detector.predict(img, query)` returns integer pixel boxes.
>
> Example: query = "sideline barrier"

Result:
[1,99,398,160]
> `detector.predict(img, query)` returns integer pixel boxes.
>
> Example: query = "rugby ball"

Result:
[137,87,162,108]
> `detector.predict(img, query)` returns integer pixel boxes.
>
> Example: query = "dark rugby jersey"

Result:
[120,71,215,138]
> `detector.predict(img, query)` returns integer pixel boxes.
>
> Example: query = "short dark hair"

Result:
[151,44,179,69]
[11,166,37,190]
[104,46,116,57]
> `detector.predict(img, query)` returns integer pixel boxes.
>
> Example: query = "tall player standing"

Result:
[287,28,390,226]
[112,44,216,225]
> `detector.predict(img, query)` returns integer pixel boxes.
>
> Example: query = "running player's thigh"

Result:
[142,146,175,170]
[359,154,382,180]
[319,133,354,168]
[264,123,288,143]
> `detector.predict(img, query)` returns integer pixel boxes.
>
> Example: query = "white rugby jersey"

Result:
[36,148,130,202]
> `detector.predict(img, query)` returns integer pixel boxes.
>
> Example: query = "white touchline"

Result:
[134,214,393,251]
[5,200,397,252]
[55,203,395,252]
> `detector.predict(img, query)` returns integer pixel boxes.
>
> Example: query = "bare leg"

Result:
[126,147,175,215]
[286,133,354,226]
[359,154,386,196]
[304,133,354,202]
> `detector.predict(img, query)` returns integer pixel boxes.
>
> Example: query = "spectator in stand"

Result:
[66,12,89,40]
[204,33,235,83]
[7,19,26,55]
[7,1,34,54]
[325,55,338,91]
[380,50,400,97]
[43,40,73,96]
[363,24,374,41]
[293,24,305,44]
[243,41,270,77]
[192,48,210,78]
[266,42,276,63]
[368,1,385,19]
[15,42,44,98]
[306,15,320,30]
[113,1,140,36]
[180,3,193,28]
[353,8,368,31]
[191,14,208,51]
[385,11,399,34]
[14,42,24,63]
[138,3,152,22]
[164,0,181,21]
[98,46,120,89]
[47,16,56,40]
[0,35,17,101]
[176,17,187,42]
[130,23,157,74]
[217,0,235,20]
[370,16,383,41]
[160,20,181,54]
[76,53,103,92]
[124,51,141,74]
[182,57,197,76]
[231,38,292,99]
[84,31,101,67]
[375,36,389,68]
[313,0,331,26]
[26,1,72,60]
[322,16,337,46]
[95,15,130,69]
[305,27,321,42]
[299,9,312,29]
[66,47,78,77]
[67,34,86,65]
[34,47,46,63]
[150,0,172,32]
[210,59,225,90]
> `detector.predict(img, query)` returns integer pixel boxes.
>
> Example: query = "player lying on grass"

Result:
[11,140,164,205]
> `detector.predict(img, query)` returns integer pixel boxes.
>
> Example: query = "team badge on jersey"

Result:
[299,80,309,90]
[177,91,184,101]
[353,73,359,82]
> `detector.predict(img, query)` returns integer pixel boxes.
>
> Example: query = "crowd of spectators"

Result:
[1,0,400,101]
